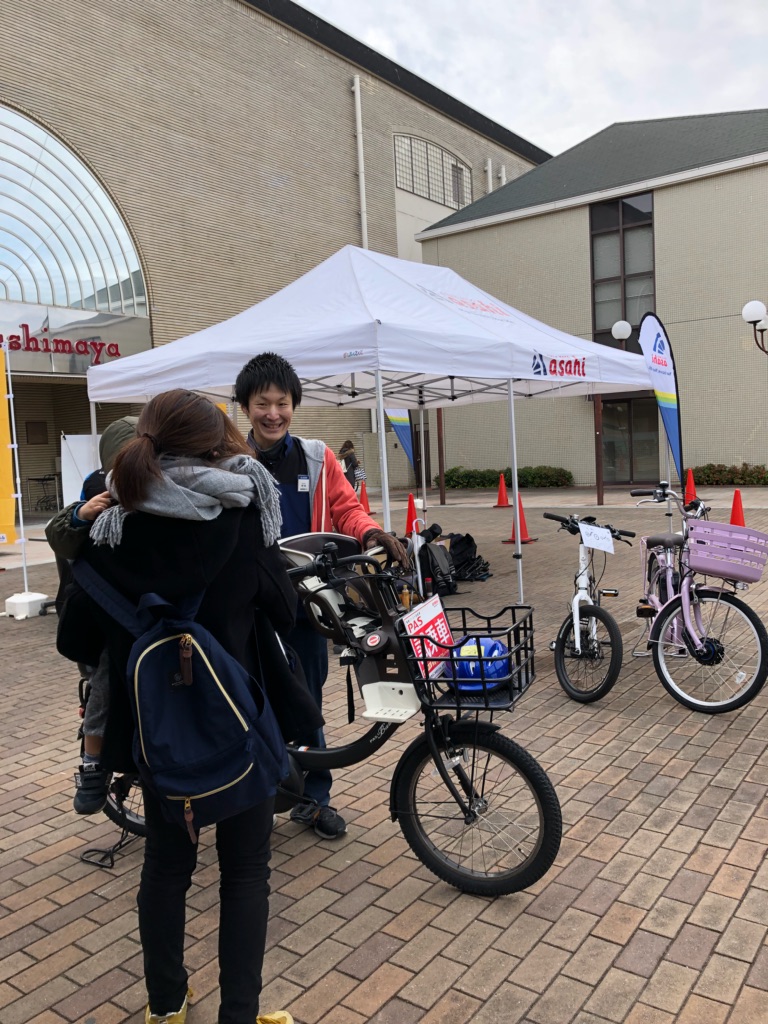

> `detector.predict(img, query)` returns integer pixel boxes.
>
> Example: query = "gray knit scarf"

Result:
[89,454,282,548]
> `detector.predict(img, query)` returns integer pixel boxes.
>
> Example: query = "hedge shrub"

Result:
[691,462,768,486]
[439,465,574,489]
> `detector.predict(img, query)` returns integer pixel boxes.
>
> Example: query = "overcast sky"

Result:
[300,0,768,155]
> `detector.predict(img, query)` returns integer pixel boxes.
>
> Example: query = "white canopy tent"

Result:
[87,245,652,598]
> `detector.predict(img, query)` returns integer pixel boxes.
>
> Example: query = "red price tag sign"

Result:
[401,595,455,678]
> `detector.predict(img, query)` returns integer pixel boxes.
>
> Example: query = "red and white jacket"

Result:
[300,438,380,543]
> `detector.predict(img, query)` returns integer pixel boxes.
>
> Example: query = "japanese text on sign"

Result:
[401,594,455,678]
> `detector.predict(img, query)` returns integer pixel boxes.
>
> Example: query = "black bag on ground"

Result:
[418,540,458,596]
[445,533,477,573]
[443,532,492,581]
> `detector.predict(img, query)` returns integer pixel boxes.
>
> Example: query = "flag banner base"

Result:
[5,592,48,619]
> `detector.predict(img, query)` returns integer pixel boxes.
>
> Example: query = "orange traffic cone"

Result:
[502,495,537,544]
[359,480,371,514]
[494,473,510,508]
[685,469,697,505]
[731,489,746,527]
[405,493,419,534]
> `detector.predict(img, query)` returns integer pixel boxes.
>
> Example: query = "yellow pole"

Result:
[0,347,18,548]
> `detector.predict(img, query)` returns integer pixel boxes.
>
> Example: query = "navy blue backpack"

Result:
[72,561,288,841]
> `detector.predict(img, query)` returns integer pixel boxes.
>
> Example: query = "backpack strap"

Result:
[71,560,203,638]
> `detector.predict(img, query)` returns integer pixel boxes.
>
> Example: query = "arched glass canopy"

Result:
[0,104,147,316]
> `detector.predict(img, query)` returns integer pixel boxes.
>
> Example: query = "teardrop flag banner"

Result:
[637,313,684,484]
[386,409,414,468]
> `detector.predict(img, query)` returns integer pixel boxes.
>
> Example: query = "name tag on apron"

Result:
[297,475,310,493]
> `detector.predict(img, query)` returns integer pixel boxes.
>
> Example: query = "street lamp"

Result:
[611,320,632,343]
[741,300,768,355]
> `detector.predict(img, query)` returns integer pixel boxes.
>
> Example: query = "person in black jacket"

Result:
[57,390,296,1024]
[337,439,358,491]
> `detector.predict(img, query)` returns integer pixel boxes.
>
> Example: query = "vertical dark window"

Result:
[590,193,654,353]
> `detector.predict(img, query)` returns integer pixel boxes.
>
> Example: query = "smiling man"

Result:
[234,352,407,839]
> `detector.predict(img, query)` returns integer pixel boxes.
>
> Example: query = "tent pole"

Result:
[4,347,29,594]
[374,369,391,532]
[507,380,524,603]
[418,402,428,524]
[89,402,99,470]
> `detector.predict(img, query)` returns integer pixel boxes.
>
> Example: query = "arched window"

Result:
[0,104,147,315]
[394,135,472,209]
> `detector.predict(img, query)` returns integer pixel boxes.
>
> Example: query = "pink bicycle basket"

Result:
[686,520,768,584]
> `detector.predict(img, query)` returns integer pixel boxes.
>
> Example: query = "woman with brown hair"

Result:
[338,439,360,492]
[58,389,294,1024]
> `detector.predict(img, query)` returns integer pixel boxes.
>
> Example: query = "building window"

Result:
[590,193,653,353]
[394,135,472,209]
[0,103,147,316]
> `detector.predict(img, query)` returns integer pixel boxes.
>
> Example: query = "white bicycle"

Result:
[544,512,635,702]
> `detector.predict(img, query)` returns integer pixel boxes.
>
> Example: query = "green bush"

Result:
[438,465,574,489]
[691,462,768,486]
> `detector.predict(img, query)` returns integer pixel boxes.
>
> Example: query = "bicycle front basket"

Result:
[396,604,535,712]
[686,520,768,584]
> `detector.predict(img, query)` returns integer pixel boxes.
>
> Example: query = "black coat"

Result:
[58,503,320,772]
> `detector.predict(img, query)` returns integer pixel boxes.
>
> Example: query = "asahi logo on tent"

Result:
[532,352,587,378]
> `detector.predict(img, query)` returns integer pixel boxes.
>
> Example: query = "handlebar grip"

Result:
[619,529,636,538]
[630,489,655,496]
[543,512,569,524]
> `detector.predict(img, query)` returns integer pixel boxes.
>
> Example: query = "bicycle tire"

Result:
[393,722,561,897]
[652,590,768,714]
[553,604,623,703]
[103,774,146,837]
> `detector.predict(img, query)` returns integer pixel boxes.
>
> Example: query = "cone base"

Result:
[502,537,537,544]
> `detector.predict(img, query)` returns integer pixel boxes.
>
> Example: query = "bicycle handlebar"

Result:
[542,512,633,542]
[287,552,383,581]
[631,483,710,520]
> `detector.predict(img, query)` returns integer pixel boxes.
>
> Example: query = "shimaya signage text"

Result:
[1,323,120,364]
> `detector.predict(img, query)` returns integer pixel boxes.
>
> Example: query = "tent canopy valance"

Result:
[87,245,651,407]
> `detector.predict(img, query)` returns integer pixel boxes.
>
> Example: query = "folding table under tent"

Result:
[87,245,652,600]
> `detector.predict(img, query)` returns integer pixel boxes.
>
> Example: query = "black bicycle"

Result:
[277,533,562,897]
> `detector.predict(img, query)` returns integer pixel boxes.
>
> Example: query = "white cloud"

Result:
[299,0,768,153]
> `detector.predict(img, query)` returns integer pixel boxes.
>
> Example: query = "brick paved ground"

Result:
[3,489,768,1023]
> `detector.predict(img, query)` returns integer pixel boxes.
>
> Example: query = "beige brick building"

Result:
[1,0,547,510]
[417,111,768,489]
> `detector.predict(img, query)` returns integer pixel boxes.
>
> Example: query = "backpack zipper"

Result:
[134,633,249,766]
[179,634,194,686]
[174,764,255,841]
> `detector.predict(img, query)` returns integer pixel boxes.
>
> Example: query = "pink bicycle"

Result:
[632,483,768,713]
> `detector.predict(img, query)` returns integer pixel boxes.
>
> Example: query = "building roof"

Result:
[422,108,768,233]
[244,0,551,165]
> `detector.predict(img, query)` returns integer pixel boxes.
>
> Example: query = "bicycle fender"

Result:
[388,720,502,821]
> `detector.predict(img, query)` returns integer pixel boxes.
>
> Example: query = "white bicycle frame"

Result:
[571,542,596,654]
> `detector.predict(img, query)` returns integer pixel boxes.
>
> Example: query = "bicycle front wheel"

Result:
[393,723,561,897]
[652,590,768,713]
[103,774,146,837]
[554,604,623,702]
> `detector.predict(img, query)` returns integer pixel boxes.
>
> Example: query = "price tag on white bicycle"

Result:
[578,522,614,553]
